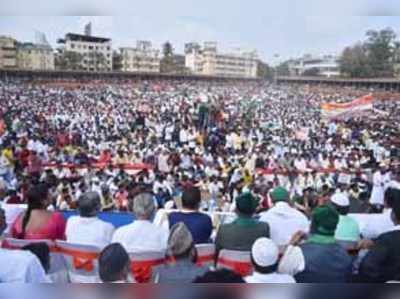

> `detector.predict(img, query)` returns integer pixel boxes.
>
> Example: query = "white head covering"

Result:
[252,238,279,267]
[331,192,350,207]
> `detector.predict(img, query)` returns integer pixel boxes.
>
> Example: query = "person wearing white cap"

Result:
[245,238,296,283]
[330,193,360,249]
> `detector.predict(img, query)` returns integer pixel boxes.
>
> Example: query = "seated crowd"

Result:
[1,182,400,283]
[0,79,400,283]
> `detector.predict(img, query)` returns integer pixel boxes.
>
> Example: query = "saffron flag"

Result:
[321,95,374,120]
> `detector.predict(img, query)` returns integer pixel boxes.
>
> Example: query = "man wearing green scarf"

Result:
[279,205,353,283]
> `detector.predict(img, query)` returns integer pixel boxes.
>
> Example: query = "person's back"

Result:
[335,215,360,243]
[216,192,270,252]
[154,222,209,283]
[155,259,209,283]
[169,187,213,244]
[113,220,168,252]
[295,242,352,283]
[112,193,168,252]
[66,215,114,247]
[0,248,47,283]
[12,210,66,240]
[66,192,115,247]
[11,184,66,240]
[168,211,212,244]
[216,218,269,252]
[260,202,309,247]
[359,229,400,282]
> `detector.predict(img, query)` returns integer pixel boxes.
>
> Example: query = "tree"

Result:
[90,51,108,71]
[257,61,273,80]
[55,50,84,71]
[112,51,122,71]
[160,41,175,73]
[339,43,373,78]
[162,41,173,58]
[275,61,290,76]
[302,67,320,77]
[339,27,399,78]
[365,27,397,77]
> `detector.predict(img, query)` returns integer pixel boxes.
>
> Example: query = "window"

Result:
[88,46,93,50]
[71,43,75,49]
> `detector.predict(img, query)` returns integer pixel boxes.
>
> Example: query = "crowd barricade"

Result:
[55,241,102,283]
[43,162,154,171]
[256,167,373,176]
[216,249,252,277]
[2,238,69,282]
[128,251,166,283]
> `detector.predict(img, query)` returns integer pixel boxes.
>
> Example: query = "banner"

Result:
[321,95,373,120]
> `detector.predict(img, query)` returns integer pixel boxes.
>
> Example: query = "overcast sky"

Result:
[1,1,400,64]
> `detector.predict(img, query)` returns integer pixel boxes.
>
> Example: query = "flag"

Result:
[321,95,374,120]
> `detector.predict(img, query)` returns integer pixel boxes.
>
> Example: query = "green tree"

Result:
[112,51,122,71]
[160,41,175,73]
[55,50,84,71]
[257,60,273,80]
[275,61,290,76]
[364,27,397,77]
[340,43,373,78]
[302,67,320,77]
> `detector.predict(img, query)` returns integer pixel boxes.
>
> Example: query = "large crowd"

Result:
[0,77,399,283]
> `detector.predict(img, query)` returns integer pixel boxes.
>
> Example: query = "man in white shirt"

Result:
[112,193,169,252]
[370,165,387,211]
[0,208,47,283]
[66,192,115,248]
[259,187,309,249]
[245,238,296,283]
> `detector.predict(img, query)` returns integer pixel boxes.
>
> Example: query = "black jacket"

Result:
[359,230,400,283]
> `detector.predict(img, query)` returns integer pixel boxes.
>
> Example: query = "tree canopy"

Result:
[339,27,398,78]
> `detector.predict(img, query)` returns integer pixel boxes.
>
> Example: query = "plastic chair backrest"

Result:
[217,249,252,277]
[129,251,166,283]
[2,238,69,282]
[195,244,216,267]
[56,240,102,283]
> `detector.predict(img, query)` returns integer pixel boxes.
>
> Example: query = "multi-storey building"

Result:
[185,42,258,78]
[57,33,112,71]
[0,36,17,69]
[120,41,160,73]
[288,54,340,77]
[17,43,55,70]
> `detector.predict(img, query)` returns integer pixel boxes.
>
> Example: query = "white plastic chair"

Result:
[56,240,102,283]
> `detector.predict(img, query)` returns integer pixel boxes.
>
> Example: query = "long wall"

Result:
[0,68,262,82]
[277,76,400,91]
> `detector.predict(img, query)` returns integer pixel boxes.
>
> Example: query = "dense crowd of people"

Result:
[0,77,399,283]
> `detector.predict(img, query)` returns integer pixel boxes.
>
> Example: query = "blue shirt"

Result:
[168,211,213,244]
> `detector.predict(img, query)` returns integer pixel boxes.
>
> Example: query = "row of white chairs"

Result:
[1,238,253,283]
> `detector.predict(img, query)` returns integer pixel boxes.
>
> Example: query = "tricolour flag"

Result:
[321,95,373,120]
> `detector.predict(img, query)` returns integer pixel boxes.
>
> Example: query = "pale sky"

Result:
[1,1,400,64]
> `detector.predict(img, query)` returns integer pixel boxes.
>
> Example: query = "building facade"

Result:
[288,54,340,77]
[57,33,113,71]
[17,43,55,70]
[185,42,258,78]
[0,36,17,69]
[120,41,160,73]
